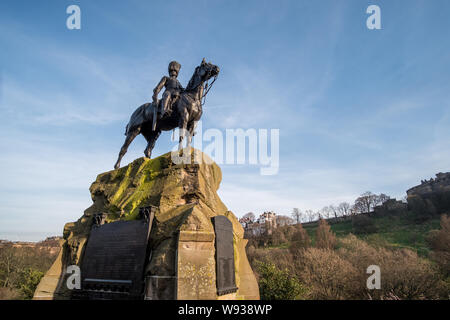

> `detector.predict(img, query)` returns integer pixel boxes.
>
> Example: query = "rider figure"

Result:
[152,61,184,118]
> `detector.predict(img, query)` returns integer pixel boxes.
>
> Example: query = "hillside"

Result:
[245,209,450,300]
[302,215,441,256]
[0,237,61,299]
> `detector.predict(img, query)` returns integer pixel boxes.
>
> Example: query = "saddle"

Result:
[149,97,178,120]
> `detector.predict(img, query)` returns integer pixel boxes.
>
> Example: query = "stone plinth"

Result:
[34,149,259,300]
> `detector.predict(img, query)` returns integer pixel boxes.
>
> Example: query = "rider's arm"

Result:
[152,76,167,101]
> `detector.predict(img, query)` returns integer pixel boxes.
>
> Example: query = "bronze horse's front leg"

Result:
[186,120,197,149]
[178,107,190,151]
[114,127,140,169]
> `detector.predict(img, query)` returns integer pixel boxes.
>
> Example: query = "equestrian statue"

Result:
[114,59,220,169]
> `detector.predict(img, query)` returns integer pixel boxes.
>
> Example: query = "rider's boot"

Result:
[161,96,170,118]
[157,101,163,119]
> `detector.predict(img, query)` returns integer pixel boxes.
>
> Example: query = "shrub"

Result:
[247,238,259,249]
[256,261,308,300]
[247,247,295,275]
[289,224,311,251]
[315,219,336,249]
[282,225,297,241]
[294,235,447,299]
[0,287,21,300]
[352,215,378,234]
[17,268,44,299]
[440,191,450,212]
[270,229,287,246]
[428,214,450,277]
[0,244,58,300]
[408,195,437,221]
[267,248,296,274]
[248,228,448,300]
[338,235,446,299]
[293,248,359,299]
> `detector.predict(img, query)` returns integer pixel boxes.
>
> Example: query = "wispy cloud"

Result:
[1,1,450,241]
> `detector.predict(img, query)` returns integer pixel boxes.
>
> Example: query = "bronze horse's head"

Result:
[199,58,220,80]
[186,58,220,91]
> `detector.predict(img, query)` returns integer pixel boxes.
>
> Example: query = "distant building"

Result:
[240,211,277,237]
[0,237,62,255]
[257,211,277,234]
[407,172,450,197]
[239,216,253,229]
[374,198,407,215]
[43,236,62,241]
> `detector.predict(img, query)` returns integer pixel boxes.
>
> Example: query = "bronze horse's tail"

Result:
[124,103,151,136]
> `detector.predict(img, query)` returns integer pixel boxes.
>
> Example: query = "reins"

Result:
[201,74,217,106]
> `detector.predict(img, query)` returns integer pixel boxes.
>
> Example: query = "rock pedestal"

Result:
[33,149,259,300]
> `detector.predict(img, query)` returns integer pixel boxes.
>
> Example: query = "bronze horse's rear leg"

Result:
[114,128,140,169]
[142,129,161,159]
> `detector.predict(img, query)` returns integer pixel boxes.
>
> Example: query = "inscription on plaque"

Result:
[212,216,238,296]
[75,207,155,299]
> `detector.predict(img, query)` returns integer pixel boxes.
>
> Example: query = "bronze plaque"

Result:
[212,216,238,296]
[75,207,155,299]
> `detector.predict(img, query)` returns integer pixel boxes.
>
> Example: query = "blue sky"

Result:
[1,0,449,241]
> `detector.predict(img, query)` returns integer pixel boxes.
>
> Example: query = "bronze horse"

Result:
[114,60,220,169]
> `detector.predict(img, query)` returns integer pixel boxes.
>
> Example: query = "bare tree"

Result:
[330,205,339,219]
[354,191,378,214]
[277,215,294,227]
[305,209,316,222]
[317,211,322,220]
[337,202,351,217]
[0,245,17,288]
[242,212,255,223]
[320,206,332,219]
[353,201,365,215]
[291,208,302,224]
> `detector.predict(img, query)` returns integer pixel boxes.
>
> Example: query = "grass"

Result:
[265,243,290,249]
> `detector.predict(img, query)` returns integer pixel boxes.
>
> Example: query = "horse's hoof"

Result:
[114,163,120,170]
